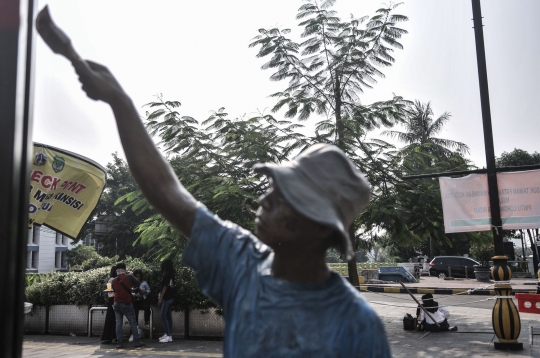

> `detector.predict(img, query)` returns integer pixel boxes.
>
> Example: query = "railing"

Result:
[328,262,397,276]
[25,305,224,339]
[88,306,154,339]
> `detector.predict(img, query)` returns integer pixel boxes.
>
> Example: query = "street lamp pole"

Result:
[471,0,522,350]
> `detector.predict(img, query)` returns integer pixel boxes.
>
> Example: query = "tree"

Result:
[77,153,154,258]
[383,100,469,162]
[250,0,410,286]
[66,245,99,267]
[361,100,489,261]
[119,97,312,260]
[496,148,540,168]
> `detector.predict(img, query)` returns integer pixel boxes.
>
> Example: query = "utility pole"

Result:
[471,0,522,350]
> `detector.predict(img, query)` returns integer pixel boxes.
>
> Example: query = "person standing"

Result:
[100,265,117,344]
[158,259,175,343]
[68,48,391,356]
[132,269,151,329]
[111,262,145,349]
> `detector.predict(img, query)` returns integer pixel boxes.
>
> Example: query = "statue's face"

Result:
[255,184,330,251]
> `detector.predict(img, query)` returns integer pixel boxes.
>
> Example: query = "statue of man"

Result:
[68,54,390,356]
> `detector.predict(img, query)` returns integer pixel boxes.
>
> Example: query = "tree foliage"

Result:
[77,153,155,258]
[383,100,469,161]
[118,96,313,260]
[361,100,488,261]
[105,2,483,268]
[66,245,100,267]
[249,1,408,131]
[496,148,540,168]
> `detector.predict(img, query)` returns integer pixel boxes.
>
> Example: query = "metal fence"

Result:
[328,262,396,276]
[25,305,223,339]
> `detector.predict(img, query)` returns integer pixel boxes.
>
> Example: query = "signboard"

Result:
[439,174,491,233]
[29,143,107,238]
[439,170,540,233]
[497,170,540,230]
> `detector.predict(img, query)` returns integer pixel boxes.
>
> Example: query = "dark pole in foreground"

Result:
[471,0,522,350]
[471,0,503,255]
[0,0,36,356]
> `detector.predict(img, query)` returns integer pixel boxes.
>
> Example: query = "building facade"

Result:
[27,225,70,273]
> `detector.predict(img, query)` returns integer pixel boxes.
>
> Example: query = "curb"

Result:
[358,285,537,296]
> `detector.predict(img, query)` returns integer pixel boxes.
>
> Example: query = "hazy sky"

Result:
[33,0,540,168]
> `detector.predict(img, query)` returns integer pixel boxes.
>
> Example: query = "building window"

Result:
[26,251,39,269]
[55,252,61,269]
[61,252,67,268]
[32,225,40,245]
[56,232,62,246]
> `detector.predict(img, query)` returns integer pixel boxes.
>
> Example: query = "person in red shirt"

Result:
[111,262,144,349]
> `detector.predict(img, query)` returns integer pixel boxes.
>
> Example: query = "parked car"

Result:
[429,256,480,278]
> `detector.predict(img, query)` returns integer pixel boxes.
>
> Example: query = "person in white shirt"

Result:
[418,294,457,332]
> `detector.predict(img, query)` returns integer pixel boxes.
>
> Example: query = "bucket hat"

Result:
[253,143,371,260]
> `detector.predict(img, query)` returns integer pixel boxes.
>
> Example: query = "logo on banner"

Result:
[34,151,47,166]
[52,156,65,173]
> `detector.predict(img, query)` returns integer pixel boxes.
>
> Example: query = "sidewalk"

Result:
[361,276,539,295]
[375,297,540,357]
[23,277,540,357]
[23,307,540,357]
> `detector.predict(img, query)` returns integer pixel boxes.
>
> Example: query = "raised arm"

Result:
[72,59,198,236]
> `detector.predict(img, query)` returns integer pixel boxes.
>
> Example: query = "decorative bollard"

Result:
[491,256,523,350]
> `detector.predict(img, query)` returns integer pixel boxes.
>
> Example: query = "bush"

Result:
[25,261,217,312]
[66,245,100,267]
[78,255,119,271]
[470,244,494,266]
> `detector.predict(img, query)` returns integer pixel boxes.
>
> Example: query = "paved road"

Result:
[23,291,540,357]
[362,290,510,310]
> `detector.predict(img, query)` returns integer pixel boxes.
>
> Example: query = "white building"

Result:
[27,225,70,273]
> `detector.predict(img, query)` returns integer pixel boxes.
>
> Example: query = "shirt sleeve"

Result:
[161,273,172,289]
[127,275,140,287]
[439,306,450,319]
[182,205,271,308]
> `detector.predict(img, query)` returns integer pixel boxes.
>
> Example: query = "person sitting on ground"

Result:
[418,294,457,332]
[132,269,151,329]
[69,53,391,356]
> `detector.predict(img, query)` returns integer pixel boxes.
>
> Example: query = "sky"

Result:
[32,0,540,169]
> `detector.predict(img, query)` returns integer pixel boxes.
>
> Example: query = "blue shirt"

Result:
[183,205,391,358]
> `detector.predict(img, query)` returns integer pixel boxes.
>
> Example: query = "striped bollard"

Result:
[491,255,523,350]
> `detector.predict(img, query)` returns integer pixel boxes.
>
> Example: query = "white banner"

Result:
[439,174,490,233]
[497,170,540,230]
[439,169,540,233]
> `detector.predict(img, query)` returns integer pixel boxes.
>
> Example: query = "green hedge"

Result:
[25,258,217,311]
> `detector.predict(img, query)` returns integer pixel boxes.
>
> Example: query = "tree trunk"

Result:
[347,225,360,287]
[520,230,526,262]
[334,76,344,145]
[334,75,359,287]
[527,229,539,277]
